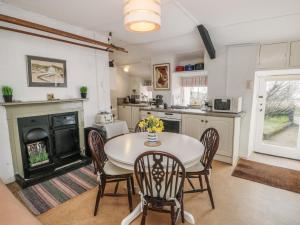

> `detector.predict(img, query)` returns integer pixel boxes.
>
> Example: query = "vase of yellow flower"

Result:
[138,115,164,144]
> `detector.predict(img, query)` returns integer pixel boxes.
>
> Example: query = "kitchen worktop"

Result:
[118,103,150,107]
[140,107,243,118]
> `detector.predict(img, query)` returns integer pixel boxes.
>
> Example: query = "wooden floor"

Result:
[21,160,299,225]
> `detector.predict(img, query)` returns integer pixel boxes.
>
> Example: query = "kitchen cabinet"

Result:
[118,106,132,129]
[118,105,147,130]
[131,106,141,130]
[289,41,300,67]
[182,114,240,164]
[258,42,289,69]
[181,114,206,140]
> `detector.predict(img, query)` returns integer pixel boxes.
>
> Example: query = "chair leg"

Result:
[114,181,119,194]
[199,175,203,190]
[101,179,106,198]
[171,205,176,225]
[180,192,185,223]
[127,178,133,212]
[187,177,195,190]
[94,185,102,216]
[141,204,148,225]
[204,174,215,209]
[130,175,135,195]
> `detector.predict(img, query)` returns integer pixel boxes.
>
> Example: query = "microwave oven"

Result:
[212,97,242,113]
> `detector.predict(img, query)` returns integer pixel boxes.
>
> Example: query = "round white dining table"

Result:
[104,132,204,225]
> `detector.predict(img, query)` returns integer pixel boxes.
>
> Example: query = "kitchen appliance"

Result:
[130,89,140,104]
[141,110,182,133]
[155,95,163,108]
[212,97,242,113]
[95,112,114,124]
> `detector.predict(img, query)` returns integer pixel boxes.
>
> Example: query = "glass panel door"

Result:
[255,75,300,159]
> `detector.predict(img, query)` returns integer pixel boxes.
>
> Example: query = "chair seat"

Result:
[104,161,132,176]
[186,162,204,173]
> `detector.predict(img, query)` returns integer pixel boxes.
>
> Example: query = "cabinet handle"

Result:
[205,120,208,123]
[147,112,151,114]
[201,120,204,122]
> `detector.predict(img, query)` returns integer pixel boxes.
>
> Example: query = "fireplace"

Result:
[17,112,88,187]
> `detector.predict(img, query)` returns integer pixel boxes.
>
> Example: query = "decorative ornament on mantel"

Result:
[124,0,161,32]
[139,115,164,146]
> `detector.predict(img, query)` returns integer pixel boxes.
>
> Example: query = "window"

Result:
[180,76,208,107]
[183,86,208,106]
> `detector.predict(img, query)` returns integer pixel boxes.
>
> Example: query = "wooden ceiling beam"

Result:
[0,14,128,53]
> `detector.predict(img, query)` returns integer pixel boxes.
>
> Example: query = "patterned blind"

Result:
[181,76,208,87]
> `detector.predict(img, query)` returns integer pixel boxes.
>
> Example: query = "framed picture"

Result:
[153,63,170,90]
[27,56,67,87]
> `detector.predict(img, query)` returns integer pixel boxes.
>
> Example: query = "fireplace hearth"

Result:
[16,112,90,187]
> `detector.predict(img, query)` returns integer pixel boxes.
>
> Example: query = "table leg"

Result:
[121,202,142,225]
[120,202,195,225]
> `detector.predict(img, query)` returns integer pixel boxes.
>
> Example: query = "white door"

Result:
[254,75,300,159]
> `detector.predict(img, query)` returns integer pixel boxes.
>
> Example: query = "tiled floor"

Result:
[32,160,300,225]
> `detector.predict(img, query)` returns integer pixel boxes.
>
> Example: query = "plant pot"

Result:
[147,132,158,143]
[3,95,12,103]
[81,93,87,99]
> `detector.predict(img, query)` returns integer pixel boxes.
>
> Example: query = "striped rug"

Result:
[18,165,97,215]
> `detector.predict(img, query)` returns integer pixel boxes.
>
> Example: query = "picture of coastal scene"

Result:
[27,56,67,87]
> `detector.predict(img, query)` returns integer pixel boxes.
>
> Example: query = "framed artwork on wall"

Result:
[27,55,67,87]
[153,63,170,90]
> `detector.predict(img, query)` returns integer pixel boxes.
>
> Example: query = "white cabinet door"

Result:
[131,107,141,130]
[258,43,289,69]
[182,114,207,140]
[290,41,300,67]
[206,117,233,157]
[118,106,132,129]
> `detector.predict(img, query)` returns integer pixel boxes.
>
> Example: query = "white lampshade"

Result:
[124,0,161,32]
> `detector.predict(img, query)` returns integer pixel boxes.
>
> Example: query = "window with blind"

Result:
[181,76,208,107]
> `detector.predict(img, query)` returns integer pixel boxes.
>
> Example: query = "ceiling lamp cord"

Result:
[124,0,161,32]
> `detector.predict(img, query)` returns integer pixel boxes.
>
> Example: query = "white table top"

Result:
[104,132,204,170]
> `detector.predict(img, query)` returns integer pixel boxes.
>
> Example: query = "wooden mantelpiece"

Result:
[0,98,87,107]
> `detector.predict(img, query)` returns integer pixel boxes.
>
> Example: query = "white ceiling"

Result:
[3,0,300,77]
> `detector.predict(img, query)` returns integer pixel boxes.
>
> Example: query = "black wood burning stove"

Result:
[17,112,90,187]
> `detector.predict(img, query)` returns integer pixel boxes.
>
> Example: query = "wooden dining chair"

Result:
[134,151,186,225]
[88,130,135,216]
[184,128,219,209]
[135,120,146,132]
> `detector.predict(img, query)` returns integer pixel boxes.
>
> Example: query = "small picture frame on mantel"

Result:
[27,55,67,87]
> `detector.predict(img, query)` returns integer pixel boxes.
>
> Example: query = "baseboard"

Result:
[3,176,16,184]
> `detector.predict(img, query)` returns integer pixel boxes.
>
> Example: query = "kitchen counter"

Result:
[140,107,243,118]
[118,103,149,107]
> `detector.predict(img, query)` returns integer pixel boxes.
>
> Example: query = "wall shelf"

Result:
[0,98,88,107]
[172,70,208,77]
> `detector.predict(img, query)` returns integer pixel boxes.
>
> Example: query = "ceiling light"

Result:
[124,0,161,32]
[124,66,130,73]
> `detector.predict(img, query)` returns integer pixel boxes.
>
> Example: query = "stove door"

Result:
[161,119,181,133]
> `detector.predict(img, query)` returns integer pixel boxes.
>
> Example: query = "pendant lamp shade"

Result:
[124,0,161,32]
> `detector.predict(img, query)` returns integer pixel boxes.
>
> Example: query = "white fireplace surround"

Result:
[1,99,86,183]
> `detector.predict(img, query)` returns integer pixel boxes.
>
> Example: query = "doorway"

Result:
[254,70,300,160]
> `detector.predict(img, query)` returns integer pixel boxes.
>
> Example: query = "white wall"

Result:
[205,44,259,158]
[0,3,111,183]
[151,55,176,105]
